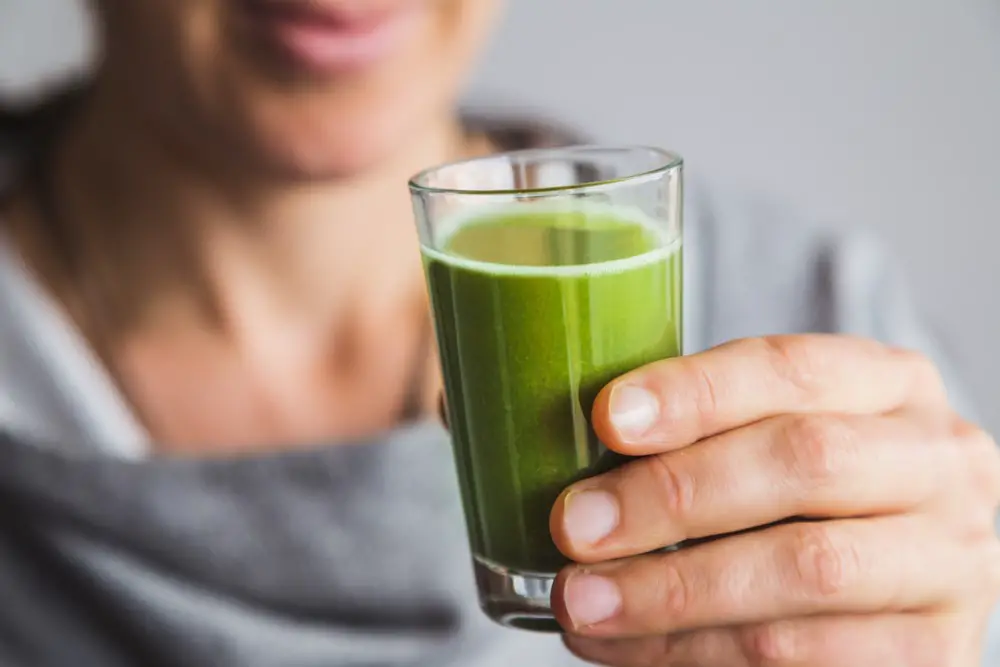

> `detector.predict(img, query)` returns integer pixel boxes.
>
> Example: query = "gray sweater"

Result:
[0,114,997,666]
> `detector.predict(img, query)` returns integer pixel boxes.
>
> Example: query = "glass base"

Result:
[473,556,562,633]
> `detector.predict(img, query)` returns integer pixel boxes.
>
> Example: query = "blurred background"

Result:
[2,0,998,433]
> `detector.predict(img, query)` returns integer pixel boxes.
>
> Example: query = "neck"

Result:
[5,82,485,449]
[38,82,469,342]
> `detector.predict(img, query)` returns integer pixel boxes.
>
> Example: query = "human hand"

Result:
[549,335,1000,666]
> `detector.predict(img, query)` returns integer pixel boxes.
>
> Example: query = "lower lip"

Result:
[245,3,424,74]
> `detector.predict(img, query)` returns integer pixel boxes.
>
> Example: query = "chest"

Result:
[0,425,580,666]
[111,319,436,454]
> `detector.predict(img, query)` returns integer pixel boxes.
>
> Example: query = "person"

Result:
[0,1,997,665]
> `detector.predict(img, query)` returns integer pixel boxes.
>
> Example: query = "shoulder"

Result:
[688,178,907,345]
[688,177,976,418]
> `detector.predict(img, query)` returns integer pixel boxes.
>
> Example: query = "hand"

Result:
[549,335,1000,666]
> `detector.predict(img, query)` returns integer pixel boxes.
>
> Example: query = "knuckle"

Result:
[787,523,859,600]
[779,415,854,486]
[741,621,802,665]
[641,635,679,665]
[897,348,948,402]
[968,428,1000,500]
[677,630,726,664]
[687,362,721,425]
[653,560,692,620]
[648,635,677,664]
[951,418,1000,503]
[762,336,824,399]
[648,454,697,524]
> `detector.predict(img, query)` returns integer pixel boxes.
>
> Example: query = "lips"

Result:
[241,0,424,75]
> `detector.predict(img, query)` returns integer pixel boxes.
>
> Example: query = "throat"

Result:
[113,295,437,455]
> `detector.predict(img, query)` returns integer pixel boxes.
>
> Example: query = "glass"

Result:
[409,146,684,632]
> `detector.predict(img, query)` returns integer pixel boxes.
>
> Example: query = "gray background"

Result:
[2,0,999,433]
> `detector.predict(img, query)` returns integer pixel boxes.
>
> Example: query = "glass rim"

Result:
[408,144,684,197]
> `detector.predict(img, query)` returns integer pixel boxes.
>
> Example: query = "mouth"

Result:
[240,0,425,75]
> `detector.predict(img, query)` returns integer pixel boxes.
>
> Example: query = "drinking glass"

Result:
[410,146,683,631]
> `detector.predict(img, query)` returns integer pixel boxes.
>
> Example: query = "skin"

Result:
[1,1,997,662]
[550,335,1000,666]
[3,0,499,452]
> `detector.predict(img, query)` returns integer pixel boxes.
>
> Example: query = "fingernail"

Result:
[565,573,622,627]
[609,384,659,439]
[563,490,619,546]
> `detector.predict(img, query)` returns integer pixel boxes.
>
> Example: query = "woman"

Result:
[0,1,997,666]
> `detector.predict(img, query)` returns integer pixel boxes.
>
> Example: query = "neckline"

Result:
[0,228,152,457]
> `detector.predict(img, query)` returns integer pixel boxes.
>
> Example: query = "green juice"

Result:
[423,204,682,576]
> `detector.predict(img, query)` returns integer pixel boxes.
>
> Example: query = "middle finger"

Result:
[550,411,949,562]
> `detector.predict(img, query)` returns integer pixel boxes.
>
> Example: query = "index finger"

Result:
[592,334,946,456]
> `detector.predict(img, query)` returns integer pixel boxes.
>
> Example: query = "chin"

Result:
[202,64,454,183]
[94,0,498,183]
[249,110,420,182]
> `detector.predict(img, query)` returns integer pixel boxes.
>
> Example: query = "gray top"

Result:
[0,115,997,666]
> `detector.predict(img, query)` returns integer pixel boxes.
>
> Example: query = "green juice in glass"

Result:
[423,203,682,627]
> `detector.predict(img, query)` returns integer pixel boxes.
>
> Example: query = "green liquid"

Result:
[424,204,682,573]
